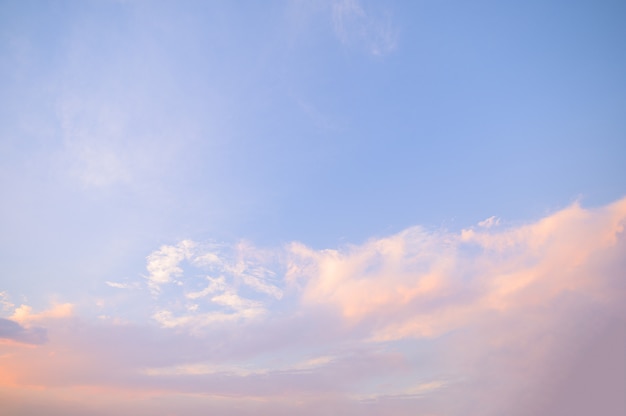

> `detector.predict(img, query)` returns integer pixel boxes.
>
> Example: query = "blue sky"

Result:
[1,1,625,415]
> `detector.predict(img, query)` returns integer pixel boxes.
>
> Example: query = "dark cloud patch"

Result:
[0,318,47,345]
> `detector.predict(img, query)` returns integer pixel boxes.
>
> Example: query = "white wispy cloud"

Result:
[152,304,265,330]
[144,240,284,329]
[185,276,227,299]
[331,0,398,56]
[144,239,196,293]
[478,215,500,228]
[0,291,14,313]
[105,281,137,289]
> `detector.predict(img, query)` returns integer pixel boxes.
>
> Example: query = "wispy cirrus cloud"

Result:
[144,239,196,293]
[0,292,14,314]
[143,240,284,331]
[105,281,139,290]
[331,0,398,56]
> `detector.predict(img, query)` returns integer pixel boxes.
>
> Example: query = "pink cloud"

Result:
[10,303,74,324]
[0,197,624,415]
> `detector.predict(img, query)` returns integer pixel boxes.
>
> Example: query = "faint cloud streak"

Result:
[331,0,398,56]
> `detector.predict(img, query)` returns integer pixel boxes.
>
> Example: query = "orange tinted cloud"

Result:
[288,197,626,340]
[1,198,624,415]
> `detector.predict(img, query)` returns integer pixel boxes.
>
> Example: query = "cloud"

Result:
[478,215,500,228]
[0,318,47,345]
[10,303,74,323]
[331,0,398,56]
[185,276,227,299]
[287,197,626,342]
[138,196,625,362]
[143,240,283,330]
[0,197,624,415]
[144,239,196,293]
[353,379,447,402]
[152,289,266,331]
[286,227,452,326]
[143,353,336,377]
[104,197,621,413]
[0,292,14,313]
[105,281,137,289]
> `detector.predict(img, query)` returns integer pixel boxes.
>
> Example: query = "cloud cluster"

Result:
[144,240,284,331]
[1,197,624,415]
[287,197,626,342]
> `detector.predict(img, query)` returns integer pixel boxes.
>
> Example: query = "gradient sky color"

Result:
[1,1,625,415]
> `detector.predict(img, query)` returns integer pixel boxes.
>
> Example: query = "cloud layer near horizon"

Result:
[1,197,625,415]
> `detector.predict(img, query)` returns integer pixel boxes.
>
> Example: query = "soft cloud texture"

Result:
[0,318,47,345]
[3,198,621,414]
[144,240,284,332]
[331,0,398,55]
[286,198,626,343]
[145,239,195,293]
[11,303,74,323]
[1,1,624,414]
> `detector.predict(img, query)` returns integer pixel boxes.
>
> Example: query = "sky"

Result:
[0,0,625,414]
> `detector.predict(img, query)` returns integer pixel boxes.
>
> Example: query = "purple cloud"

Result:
[0,317,47,345]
